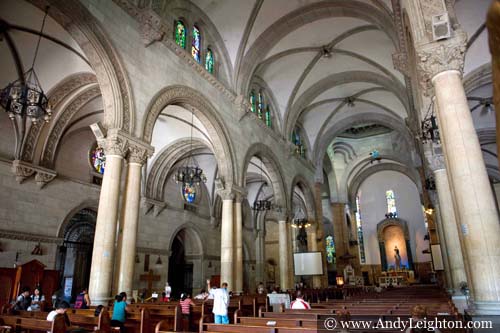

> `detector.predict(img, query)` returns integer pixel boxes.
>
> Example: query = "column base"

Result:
[473,301,500,316]
[91,296,114,306]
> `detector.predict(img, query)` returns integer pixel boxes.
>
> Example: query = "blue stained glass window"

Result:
[257,91,263,119]
[326,235,336,264]
[182,183,197,203]
[192,26,201,63]
[91,146,105,174]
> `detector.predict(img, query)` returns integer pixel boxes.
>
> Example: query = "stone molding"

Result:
[136,247,170,256]
[11,160,58,187]
[416,31,467,94]
[142,197,167,217]
[99,128,154,159]
[0,229,63,245]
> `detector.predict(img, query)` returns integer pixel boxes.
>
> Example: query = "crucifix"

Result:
[139,269,160,296]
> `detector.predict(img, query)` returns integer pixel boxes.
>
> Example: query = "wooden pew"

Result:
[68,308,111,332]
[0,313,66,333]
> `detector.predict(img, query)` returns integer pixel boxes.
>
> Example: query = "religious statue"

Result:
[164,282,171,301]
[394,246,401,270]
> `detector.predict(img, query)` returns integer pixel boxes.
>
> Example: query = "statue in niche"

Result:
[394,246,401,270]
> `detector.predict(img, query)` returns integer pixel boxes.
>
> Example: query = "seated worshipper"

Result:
[29,286,45,311]
[207,279,229,324]
[13,286,31,311]
[179,293,196,331]
[161,292,168,302]
[164,282,171,301]
[257,282,265,294]
[290,290,311,310]
[194,289,209,300]
[47,301,71,327]
[111,292,128,333]
[405,305,441,333]
[374,283,383,293]
[94,305,104,317]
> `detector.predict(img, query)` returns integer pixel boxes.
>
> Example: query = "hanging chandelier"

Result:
[0,7,52,125]
[173,111,207,191]
[252,159,273,211]
[291,206,311,228]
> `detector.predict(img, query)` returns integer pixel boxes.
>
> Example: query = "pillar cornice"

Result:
[416,31,467,95]
[99,129,129,157]
[128,142,154,165]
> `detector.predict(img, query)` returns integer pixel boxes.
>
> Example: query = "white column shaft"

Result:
[278,220,290,290]
[234,201,243,293]
[220,199,234,289]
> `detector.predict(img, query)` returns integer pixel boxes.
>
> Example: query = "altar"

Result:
[379,270,415,286]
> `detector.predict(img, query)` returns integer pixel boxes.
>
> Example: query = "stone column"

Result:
[427,153,467,293]
[219,190,234,290]
[314,182,328,287]
[432,203,453,290]
[255,228,265,285]
[307,226,322,288]
[278,211,291,291]
[117,143,151,296]
[234,194,244,294]
[88,132,127,305]
[418,35,500,313]
[331,202,347,273]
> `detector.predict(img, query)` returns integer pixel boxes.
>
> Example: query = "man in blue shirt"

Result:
[111,292,128,333]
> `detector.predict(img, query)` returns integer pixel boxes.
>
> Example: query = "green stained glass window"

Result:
[257,91,263,119]
[250,90,256,113]
[175,20,186,49]
[265,105,272,128]
[205,48,214,73]
[326,235,335,264]
[191,26,201,63]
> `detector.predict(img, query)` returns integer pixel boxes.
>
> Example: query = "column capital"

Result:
[128,142,154,165]
[416,31,467,95]
[218,189,235,201]
[275,209,290,222]
[99,130,129,157]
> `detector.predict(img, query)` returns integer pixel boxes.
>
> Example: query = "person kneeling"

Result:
[111,292,128,333]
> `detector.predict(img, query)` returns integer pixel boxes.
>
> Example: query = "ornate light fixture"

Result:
[420,100,440,143]
[173,111,207,197]
[1,7,52,125]
[252,159,273,211]
[291,206,311,228]
[385,212,398,219]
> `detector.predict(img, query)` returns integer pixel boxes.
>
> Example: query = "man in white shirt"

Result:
[207,279,229,324]
[46,301,70,333]
[290,290,311,310]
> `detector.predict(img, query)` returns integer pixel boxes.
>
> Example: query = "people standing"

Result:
[111,292,128,333]
[179,293,196,331]
[164,282,171,301]
[74,288,90,309]
[207,279,229,324]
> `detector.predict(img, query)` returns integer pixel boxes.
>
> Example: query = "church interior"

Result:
[0,0,499,332]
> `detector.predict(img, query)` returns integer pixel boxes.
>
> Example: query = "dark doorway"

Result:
[168,237,195,298]
[56,209,96,302]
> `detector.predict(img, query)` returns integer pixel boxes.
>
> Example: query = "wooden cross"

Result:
[139,269,160,296]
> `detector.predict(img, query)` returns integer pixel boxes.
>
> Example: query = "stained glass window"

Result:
[292,127,306,158]
[175,20,186,49]
[326,235,336,264]
[249,90,256,113]
[386,190,397,215]
[191,25,201,63]
[257,91,263,119]
[356,196,366,264]
[182,183,196,203]
[265,105,272,128]
[205,48,214,73]
[90,146,105,174]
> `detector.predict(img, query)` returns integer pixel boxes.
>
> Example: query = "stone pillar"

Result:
[255,228,265,285]
[427,153,467,293]
[314,182,328,287]
[418,35,500,313]
[88,132,127,305]
[117,143,151,296]
[234,194,244,294]
[331,202,347,274]
[432,203,453,290]
[219,190,234,290]
[278,212,291,291]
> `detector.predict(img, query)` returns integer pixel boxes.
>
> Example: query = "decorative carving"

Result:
[34,168,57,188]
[41,85,101,168]
[218,189,235,201]
[100,133,128,157]
[392,52,409,77]
[128,144,150,165]
[21,73,98,162]
[11,160,35,183]
[416,31,467,94]
[142,197,166,216]
[426,153,446,172]
[139,8,165,46]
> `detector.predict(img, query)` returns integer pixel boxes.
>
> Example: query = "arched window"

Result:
[355,196,366,264]
[292,127,306,158]
[249,90,256,113]
[265,105,272,128]
[191,25,201,63]
[175,20,187,49]
[205,48,214,73]
[257,91,264,119]
[386,190,397,215]
[326,235,336,264]
[90,145,105,174]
